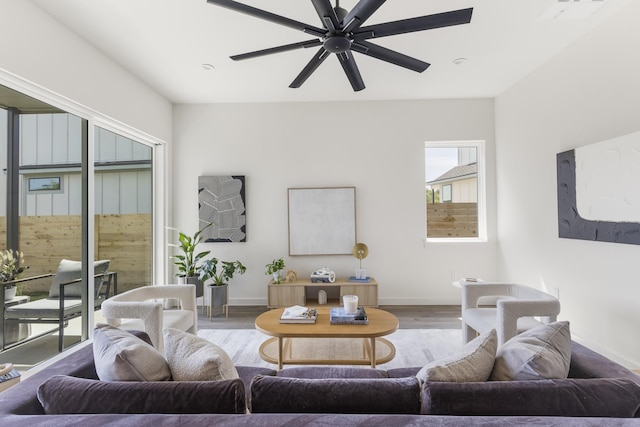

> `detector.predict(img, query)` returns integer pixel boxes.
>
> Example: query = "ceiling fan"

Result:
[207,0,473,91]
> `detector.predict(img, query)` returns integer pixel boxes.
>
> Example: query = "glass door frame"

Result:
[1,69,167,356]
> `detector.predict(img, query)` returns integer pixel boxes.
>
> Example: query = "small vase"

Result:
[272,272,281,284]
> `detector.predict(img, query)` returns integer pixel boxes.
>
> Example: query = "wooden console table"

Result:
[267,277,378,308]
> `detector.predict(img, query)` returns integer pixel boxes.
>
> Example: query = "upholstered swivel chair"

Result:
[461,282,560,346]
[100,284,197,352]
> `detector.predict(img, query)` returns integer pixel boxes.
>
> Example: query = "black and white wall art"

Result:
[557,131,640,245]
[198,175,246,242]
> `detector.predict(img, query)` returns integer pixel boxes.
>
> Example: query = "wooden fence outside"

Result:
[0,214,152,294]
[426,202,478,238]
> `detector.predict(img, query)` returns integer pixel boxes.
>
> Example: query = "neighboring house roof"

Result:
[427,163,477,185]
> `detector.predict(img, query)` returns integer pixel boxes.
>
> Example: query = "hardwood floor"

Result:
[197,305,462,330]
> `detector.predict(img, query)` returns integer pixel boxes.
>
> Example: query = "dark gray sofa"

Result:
[1,332,639,426]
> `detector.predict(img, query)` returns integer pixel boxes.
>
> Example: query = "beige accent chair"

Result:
[461,283,560,346]
[100,284,197,352]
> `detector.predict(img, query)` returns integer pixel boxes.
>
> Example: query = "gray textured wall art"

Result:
[199,176,246,242]
[557,150,640,245]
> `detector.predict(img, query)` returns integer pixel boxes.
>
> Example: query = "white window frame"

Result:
[425,140,487,242]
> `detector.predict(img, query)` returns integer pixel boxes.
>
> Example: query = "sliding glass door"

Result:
[0,83,157,369]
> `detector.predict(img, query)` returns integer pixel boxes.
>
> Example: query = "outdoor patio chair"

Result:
[1,259,117,352]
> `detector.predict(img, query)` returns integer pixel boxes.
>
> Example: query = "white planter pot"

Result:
[4,286,17,301]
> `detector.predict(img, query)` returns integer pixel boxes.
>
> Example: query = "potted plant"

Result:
[198,258,247,286]
[198,258,246,314]
[265,257,285,284]
[1,249,29,301]
[168,222,213,298]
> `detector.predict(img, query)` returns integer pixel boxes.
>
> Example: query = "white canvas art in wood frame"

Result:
[288,187,356,256]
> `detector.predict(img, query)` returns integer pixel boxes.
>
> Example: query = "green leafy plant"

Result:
[198,258,247,286]
[168,222,213,278]
[265,257,286,284]
[1,249,29,295]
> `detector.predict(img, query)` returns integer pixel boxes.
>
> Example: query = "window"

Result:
[442,184,452,202]
[425,141,486,241]
[28,176,61,192]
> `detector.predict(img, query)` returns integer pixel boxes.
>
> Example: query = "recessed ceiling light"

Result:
[202,63,215,71]
[452,58,467,65]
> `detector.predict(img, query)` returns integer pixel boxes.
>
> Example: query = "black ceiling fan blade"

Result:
[310,0,340,31]
[353,8,473,41]
[289,48,331,88]
[337,51,365,92]
[351,41,429,72]
[207,0,326,38]
[231,39,322,61]
[341,0,387,33]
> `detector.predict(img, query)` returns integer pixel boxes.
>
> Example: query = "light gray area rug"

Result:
[198,329,463,369]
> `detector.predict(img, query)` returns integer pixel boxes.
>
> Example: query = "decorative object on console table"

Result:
[318,290,327,305]
[198,175,246,243]
[280,306,317,324]
[285,270,297,283]
[330,306,368,325]
[265,258,286,284]
[310,267,336,283]
[352,242,369,281]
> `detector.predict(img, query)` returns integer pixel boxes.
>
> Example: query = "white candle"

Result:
[343,295,358,314]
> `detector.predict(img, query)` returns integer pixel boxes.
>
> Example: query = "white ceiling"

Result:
[31,0,631,104]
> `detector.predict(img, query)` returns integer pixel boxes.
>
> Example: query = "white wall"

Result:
[495,2,640,368]
[0,0,172,142]
[172,99,497,306]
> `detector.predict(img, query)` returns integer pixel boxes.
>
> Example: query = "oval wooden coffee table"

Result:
[255,307,398,369]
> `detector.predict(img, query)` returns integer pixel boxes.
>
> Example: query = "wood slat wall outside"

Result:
[0,214,152,294]
[426,202,478,238]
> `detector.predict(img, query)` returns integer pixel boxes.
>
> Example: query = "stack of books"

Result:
[330,306,368,325]
[279,305,317,324]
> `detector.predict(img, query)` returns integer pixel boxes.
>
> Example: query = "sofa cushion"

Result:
[93,323,171,382]
[416,329,497,382]
[249,375,421,414]
[163,328,238,381]
[49,259,110,298]
[490,321,571,381]
[36,375,246,414]
[276,366,388,379]
[421,377,640,417]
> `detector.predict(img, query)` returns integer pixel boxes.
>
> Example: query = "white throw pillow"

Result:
[490,321,571,381]
[163,328,239,381]
[416,329,497,382]
[93,323,171,382]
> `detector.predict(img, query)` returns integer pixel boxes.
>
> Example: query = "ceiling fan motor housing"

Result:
[324,35,351,53]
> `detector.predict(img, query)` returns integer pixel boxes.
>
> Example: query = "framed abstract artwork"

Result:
[557,131,640,245]
[288,187,356,256]
[198,175,246,242]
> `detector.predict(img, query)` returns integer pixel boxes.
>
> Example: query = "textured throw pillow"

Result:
[490,321,571,381]
[49,259,110,298]
[416,329,497,382]
[93,323,171,381]
[163,328,239,381]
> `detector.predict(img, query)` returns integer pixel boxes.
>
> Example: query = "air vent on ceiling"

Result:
[539,0,608,20]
